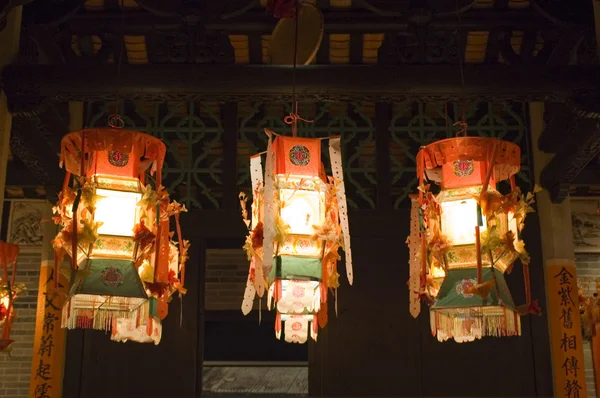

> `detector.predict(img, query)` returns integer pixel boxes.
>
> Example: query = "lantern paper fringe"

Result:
[62,301,149,331]
[328,137,353,285]
[408,196,421,318]
[431,308,521,343]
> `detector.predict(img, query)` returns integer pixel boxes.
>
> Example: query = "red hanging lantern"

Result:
[407,136,541,342]
[52,128,189,344]
[0,241,24,355]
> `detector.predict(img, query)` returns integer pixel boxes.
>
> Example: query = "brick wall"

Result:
[205,248,256,311]
[576,253,600,397]
[0,251,42,398]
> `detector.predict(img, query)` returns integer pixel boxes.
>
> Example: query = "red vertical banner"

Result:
[29,213,68,398]
[547,259,588,398]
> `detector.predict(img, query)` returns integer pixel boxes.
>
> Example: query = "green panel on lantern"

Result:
[432,267,516,310]
[70,258,148,299]
[148,297,158,317]
[269,256,322,282]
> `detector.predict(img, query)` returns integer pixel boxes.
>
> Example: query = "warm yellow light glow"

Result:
[279,189,324,235]
[431,266,446,278]
[95,188,141,237]
[0,296,8,308]
[441,198,487,245]
[508,211,519,237]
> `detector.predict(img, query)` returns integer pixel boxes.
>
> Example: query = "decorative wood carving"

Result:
[540,94,600,203]
[146,30,234,64]
[378,30,462,64]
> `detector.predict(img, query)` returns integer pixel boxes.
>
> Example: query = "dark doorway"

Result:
[202,238,308,395]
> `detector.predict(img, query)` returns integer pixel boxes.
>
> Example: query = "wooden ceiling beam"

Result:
[59,10,558,35]
[3,64,599,103]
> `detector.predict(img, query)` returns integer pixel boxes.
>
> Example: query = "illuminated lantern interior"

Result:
[94,188,141,237]
[408,136,534,343]
[240,132,353,344]
[441,198,487,246]
[279,186,325,236]
[54,128,189,344]
[0,241,22,353]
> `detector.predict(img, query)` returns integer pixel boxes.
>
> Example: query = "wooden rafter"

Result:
[61,9,557,35]
[3,64,598,104]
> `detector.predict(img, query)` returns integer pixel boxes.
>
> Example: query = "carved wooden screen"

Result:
[84,100,531,210]
[389,101,532,208]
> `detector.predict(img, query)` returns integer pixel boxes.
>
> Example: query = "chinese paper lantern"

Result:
[240,129,353,343]
[407,136,540,343]
[0,242,24,354]
[52,128,189,343]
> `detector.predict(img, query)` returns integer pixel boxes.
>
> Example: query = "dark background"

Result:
[62,209,552,397]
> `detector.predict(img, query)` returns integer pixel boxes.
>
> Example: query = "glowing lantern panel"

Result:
[94,188,141,237]
[440,198,486,246]
[0,242,24,355]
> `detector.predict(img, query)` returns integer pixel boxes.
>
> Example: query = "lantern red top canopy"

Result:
[416,137,521,189]
[59,128,167,182]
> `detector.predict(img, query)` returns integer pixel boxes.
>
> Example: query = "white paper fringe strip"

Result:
[328,137,353,285]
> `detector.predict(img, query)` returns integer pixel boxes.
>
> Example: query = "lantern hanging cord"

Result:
[454,0,467,137]
[108,0,126,129]
[286,0,313,137]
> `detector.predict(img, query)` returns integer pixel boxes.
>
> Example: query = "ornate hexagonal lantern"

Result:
[0,242,24,354]
[407,136,540,343]
[52,128,189,344]
[240,130,353,343]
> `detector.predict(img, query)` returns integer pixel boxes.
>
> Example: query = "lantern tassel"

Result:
[475,226,482,284]
[56,170,71,289]
[71,188,82,271]
[523,264,531,304]
[417,149,427,291]
[328,137,353,285]
[262,129,276,278]
[335,288,338,317]
[408,195,421,318]
[175,213,184,286]
[70,131,86,272]
[480,143,498,195]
